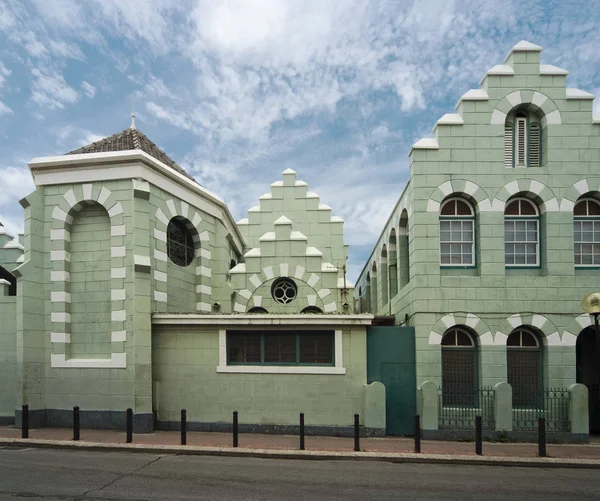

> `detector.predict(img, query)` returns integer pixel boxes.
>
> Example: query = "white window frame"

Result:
[439,198,475,267]
[574,198,600,267]
[504,198,540,267]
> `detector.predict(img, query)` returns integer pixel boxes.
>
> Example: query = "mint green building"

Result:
[356,41,597,439]
[0,40,595,441]
[0,123,389,435]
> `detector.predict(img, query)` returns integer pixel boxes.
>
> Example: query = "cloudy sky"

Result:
[1,0,599,281]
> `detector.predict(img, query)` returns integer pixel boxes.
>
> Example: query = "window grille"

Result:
[507,329,542,407]
[515,116,527,166]
[504,198,539,266]
[441,327,477,407]
[271,277,298,304]
[439,198,475,266]
[167,217,195,266]
[227,330,334,366]
[529,123,541,167]
[574,198,600,266]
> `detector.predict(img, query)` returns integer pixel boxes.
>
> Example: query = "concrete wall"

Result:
[0,284,16,422]
[152,324,368,430]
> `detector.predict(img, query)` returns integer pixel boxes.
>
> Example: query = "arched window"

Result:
[439,198,475,266]
[388,228,398,298]
[370,262,378,313]
[248,307,268,313]
[507,328,542,407]
[380,245,388,306]
[167,217,195,266]
[301,306,323,314]
[398,211,409,287]
[441,327,477,406]
[365,273,372,313]
[505,110,541,168]
[574,198,600,267]
[504,198,539,266]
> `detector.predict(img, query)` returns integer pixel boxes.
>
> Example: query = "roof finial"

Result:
[130,101,136,129]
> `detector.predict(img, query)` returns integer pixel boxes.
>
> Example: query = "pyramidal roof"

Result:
[67,126,196,182]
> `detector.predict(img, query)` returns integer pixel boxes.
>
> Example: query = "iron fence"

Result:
[512,388,570,432]
[438,387,495,430]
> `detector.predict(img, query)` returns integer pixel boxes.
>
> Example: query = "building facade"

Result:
[356,41,598,437]
[0,126,386,434]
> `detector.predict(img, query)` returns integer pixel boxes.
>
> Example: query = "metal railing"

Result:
[438,387,495,430]
[512,388,570,432]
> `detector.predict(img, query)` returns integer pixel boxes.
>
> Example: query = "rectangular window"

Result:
[227,330,334,366]
[574,220,600,266]
[505,219,539,266]
[440,219,474,266]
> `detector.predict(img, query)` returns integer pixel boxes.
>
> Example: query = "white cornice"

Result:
[152,313,373,326]
[27,150,245,251]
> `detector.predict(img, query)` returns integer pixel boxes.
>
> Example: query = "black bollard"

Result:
[181,409,187,446]
[354,414,360,452]
[538,417,546,457]
[73,406,80,441]
[299,413,305,451]
[475,416,482,456]
[126,408,133,444]
[414,415,421,453]
[233,411,238,448]
[21,405,29,439]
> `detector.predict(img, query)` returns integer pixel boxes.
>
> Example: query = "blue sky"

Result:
[1,0,599,281]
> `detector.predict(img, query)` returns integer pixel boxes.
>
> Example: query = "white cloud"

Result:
[81,80,96,98]
[31,68,79,109]
[0,166,34,208]
[0,101,13,116]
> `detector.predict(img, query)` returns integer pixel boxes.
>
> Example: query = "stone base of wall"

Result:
[0,416,15,425]
[157,420,386,438]
[13,409,154,433]
[422,429,589,444]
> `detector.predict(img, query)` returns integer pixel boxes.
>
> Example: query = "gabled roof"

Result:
[67,126,196,182]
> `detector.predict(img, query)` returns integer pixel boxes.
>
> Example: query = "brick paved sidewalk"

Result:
[1,426,600,459]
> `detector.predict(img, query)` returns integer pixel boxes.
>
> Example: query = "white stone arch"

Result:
[426,179,491,213]
[561,178,600,212]
[494,313,561,346]
[428,313,494,346]
[490,90,562,126]
[562,314,594,346]
[50,183,126,368]
[233,263,337,313]
[492,179,560,213]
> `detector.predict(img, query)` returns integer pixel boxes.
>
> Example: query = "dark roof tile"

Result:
[67,127,197,183]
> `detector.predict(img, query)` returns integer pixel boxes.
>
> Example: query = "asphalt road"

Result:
[0,446,599,500]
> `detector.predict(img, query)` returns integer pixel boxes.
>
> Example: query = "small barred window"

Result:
[167,217,195,266]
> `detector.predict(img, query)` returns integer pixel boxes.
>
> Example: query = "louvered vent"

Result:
[515,117,527,166]
[504,123,513,168]
[529,123,540,167]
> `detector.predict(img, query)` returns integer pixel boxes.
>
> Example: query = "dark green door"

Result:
[367,326,416,436]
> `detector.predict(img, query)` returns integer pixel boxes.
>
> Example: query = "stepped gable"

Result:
[67,127,197,183]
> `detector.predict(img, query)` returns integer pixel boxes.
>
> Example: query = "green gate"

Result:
[367,326,416,436]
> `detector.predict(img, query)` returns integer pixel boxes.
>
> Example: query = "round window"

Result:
[271,277,298,305]
[166,217,195,266]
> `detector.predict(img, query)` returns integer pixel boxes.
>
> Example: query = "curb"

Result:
[1,438,600,469]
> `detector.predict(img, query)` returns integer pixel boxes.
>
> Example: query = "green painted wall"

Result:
[0,293,16,419]
[70,204,112,358]
[152,325,367,427]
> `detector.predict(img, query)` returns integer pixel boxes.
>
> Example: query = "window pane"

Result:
[589,200,600,215]
[228,332,261,363]
[299,331,334,364]
[440,231,450,242]
[520,200,537,215]
[440,200,456,216]
[264,333,296,363]
[574,201,587,216]
[505,200,520,215]
[456,200,472,215]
